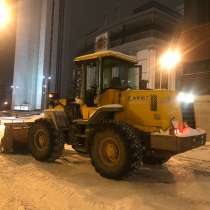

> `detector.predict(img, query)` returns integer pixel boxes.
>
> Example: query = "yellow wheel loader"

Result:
[1,50,206,179]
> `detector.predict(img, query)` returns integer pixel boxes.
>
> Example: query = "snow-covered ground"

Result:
[0,144,210,210]
[0,116,210,210]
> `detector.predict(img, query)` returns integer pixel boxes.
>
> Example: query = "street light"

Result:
[0,0,11,30]
[160,49,181,70]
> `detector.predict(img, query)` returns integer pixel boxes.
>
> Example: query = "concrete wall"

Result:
[194,95,210,140]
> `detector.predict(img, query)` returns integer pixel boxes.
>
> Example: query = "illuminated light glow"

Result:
[160,49,181,70]
[175,128,182,135]
[4,101,8,105]
[48,93,53,98]
[0,0,11,29]
[48,76,52,80]
[177,92,195,103]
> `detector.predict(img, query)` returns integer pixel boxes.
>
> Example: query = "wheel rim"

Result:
[34,129,49,151]
[99,137,120,167]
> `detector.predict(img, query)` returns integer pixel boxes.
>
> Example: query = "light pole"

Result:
[159,49,182,90]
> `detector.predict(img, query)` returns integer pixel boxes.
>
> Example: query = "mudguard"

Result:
[87,104,123,125]
[43,110,69,130]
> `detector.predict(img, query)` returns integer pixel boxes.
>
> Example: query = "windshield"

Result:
[102,57,140,90]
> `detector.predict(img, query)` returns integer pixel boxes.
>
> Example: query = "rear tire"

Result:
[29,119,64,162]
[90,121,142,179]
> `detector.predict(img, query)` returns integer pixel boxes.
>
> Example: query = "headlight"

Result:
[177,92,195,103]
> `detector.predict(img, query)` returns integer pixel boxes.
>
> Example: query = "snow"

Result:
[176,127,206,137]
[0,115,43,143]
[0,144,209,209]
[0,115,43,124]
[152,127,206,138]
[0,113,209,209]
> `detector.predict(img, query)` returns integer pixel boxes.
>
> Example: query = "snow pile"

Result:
[152,127,206,138]
[176,127,206,137]
[0,115,43,124]
[0,114,43,143]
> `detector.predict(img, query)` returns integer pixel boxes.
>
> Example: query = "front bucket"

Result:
[0,123,31,153]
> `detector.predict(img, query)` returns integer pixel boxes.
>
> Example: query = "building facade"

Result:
[180,0,210,94]
[179,0,210,139]
[12,0,72,110]
[82,1,182,91]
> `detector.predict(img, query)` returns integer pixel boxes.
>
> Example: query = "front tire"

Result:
[29,119,64,162]
[90,121,142,179]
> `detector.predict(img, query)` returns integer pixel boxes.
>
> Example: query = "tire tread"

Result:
[29,119,64,162]
[90,120,143,179]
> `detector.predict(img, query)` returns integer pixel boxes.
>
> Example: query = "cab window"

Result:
[86,61,98,90]
[102,57,140,90]
[85,60,98,106]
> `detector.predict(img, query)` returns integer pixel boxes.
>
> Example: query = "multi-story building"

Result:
[179,0,210,139]
[180,0,210,95]
[12,0,72,110]
[82,1,183,91]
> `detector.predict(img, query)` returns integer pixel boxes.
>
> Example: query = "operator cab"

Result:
[74,50,143,107]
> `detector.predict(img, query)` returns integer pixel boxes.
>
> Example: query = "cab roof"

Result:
[74,50,137,63]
